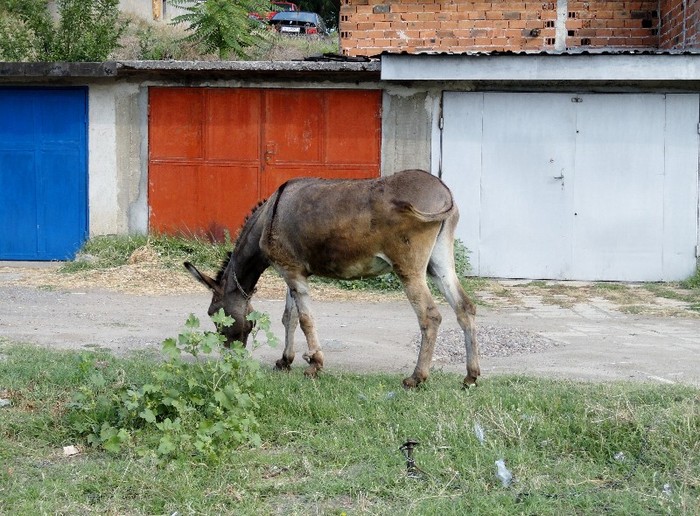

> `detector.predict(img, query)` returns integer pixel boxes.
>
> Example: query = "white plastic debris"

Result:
[613,451,626,462]
[663,483,673,497]
[495,459,513,487]
[62,445,80,457]
[473,422,485,445]
[0,398,11,408]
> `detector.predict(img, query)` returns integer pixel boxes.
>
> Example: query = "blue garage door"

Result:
[0,88,88,260]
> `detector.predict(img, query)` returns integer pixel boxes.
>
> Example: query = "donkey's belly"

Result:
[322,253,393,280]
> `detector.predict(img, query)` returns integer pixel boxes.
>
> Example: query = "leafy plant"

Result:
[0,0,127,61]
[65,309,277,461]
[50,0,128,61]
[170,0,271,59]
[0,0,52,60]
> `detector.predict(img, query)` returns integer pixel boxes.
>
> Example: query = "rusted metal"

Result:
[148,87,381,236]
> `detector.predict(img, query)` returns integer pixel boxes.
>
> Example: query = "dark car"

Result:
[249,1,298,22]
[269,11,328,36]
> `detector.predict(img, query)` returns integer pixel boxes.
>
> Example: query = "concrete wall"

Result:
[381,88,436,174]
[88,82,147,235]
[119,0,192,22]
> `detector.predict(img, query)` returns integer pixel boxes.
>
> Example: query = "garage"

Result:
[0,87,88,260]
[441,92,699,281]
[148,87,382,237]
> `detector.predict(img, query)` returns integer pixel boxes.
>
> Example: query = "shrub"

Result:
[50,0,128,61]
[0,0,51,60]
[65,309,277,462]
[0,0,126,61]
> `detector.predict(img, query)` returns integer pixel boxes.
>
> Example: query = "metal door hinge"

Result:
[438,115,444,130]
[697,122,700,135]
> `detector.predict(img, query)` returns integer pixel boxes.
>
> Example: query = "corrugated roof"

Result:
[379,48,700,57]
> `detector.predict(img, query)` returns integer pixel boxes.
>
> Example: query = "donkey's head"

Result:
[184,262,254,347]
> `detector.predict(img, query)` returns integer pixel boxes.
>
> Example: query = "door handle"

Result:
[265,142,276,165]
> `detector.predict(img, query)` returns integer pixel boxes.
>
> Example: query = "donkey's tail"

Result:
[392,198,455,222]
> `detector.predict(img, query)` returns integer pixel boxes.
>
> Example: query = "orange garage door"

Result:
[148,87,381,237]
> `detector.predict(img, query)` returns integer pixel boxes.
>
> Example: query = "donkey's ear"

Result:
[184,262,222,295]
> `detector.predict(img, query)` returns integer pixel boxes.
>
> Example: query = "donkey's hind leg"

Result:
[428,218,480,387]
[276,288,298,371]
[399,273,442,389]
[283,275,325,378]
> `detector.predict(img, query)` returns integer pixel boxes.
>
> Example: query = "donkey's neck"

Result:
[227,205,270,296]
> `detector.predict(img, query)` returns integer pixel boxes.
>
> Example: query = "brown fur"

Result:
[185,169,480,388]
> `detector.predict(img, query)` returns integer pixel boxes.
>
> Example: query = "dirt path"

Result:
[1,264,699,386]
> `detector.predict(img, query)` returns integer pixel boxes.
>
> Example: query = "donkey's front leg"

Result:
[286,278,325,378]
[276,288,298,371]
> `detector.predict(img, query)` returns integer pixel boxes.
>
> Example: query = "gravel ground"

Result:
[414,325,557,363]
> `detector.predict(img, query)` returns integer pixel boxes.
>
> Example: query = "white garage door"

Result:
[441,92,699,281]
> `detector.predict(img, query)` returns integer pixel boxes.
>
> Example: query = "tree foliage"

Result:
[296,0,340,29]
[50,0,127,61]
[0,0,126,61]
[170,0,271,59]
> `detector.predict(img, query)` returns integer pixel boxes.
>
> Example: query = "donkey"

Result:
[184,169,480,388]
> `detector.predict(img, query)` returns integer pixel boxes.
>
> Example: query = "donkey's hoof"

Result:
[462,375,478,389]
[274,359,292,372]
[303,365,321,378]
[402,376,422,389]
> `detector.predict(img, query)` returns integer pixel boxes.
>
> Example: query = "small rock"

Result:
[63,445,80,457]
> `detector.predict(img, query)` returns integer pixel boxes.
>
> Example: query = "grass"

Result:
[1,342,698,514]
[516,277,700,314]
[61,233,231,273]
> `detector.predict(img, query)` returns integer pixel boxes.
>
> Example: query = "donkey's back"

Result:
[260,169,457,280]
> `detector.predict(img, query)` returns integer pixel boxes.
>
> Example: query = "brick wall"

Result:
[660,0,700,48]
[339,0,662,56]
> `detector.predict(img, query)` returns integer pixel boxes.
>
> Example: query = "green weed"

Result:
[61,309,276,462]
[681,267,700,290]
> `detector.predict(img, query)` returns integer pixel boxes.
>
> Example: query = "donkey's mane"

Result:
[215,200,266,282]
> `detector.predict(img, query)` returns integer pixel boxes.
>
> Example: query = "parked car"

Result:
[269,11,328,36]
[249,1,298,22]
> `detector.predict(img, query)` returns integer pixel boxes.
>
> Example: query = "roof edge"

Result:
[381,53,700,82]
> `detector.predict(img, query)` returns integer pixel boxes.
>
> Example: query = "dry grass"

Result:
[1,261,400,303]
